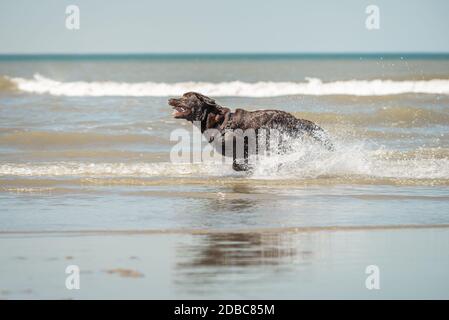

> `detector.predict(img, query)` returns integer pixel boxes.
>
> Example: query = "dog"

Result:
[169,92,333,171]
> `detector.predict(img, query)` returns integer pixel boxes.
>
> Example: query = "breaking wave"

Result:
[4,74,449,97]
[1,142,449,183]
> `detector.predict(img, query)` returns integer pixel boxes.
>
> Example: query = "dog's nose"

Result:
[168,98,178,106]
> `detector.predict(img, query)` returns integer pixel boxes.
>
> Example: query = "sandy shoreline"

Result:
[1,227,448,299]
[2,223,449,236]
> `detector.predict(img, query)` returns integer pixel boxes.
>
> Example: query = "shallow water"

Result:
[1,55,449,232]
[1,55,449,298]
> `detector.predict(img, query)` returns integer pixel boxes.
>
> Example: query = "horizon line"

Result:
[1,52,449,55]
[1,52,449,60]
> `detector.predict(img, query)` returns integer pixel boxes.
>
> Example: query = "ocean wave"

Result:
[1,145,449,181]
[5,74,449,97]
[0,162,229,177]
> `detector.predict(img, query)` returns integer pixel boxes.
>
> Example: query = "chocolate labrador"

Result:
[169,92,333,171]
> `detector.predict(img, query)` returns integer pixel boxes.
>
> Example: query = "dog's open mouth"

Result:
[169,98,189,118]
[172,106,187,117]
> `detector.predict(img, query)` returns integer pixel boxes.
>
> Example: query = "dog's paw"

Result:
[232,162,253,173]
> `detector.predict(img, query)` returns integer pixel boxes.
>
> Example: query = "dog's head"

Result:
[169,92,219,121]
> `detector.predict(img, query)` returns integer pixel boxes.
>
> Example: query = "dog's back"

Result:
[228,108,333,150]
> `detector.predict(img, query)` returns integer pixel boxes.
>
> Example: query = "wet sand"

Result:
[1,226,449,299]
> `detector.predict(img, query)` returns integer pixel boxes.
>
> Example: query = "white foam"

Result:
[252,140,449,180]
[0,162,232,177]
[1,145,448,180]
[9,74,449,97]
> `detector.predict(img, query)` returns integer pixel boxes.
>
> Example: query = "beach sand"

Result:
[1,226,449,299]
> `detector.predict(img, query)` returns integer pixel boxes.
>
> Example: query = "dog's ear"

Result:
[194,93,218,109]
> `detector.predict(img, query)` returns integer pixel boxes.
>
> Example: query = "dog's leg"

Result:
[231,134,249,172]
[219,110,231,130]
[291,119,334,151]
[206,113,217,129]
[232,136,253,172]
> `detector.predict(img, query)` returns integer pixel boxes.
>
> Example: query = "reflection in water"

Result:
[174,232,318,293]
[210,183,261,213]
[179,233,298,267]
[174,183,323,294]
[181,183,271,229]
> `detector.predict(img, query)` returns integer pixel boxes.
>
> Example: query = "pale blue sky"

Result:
[0,0,448,54]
